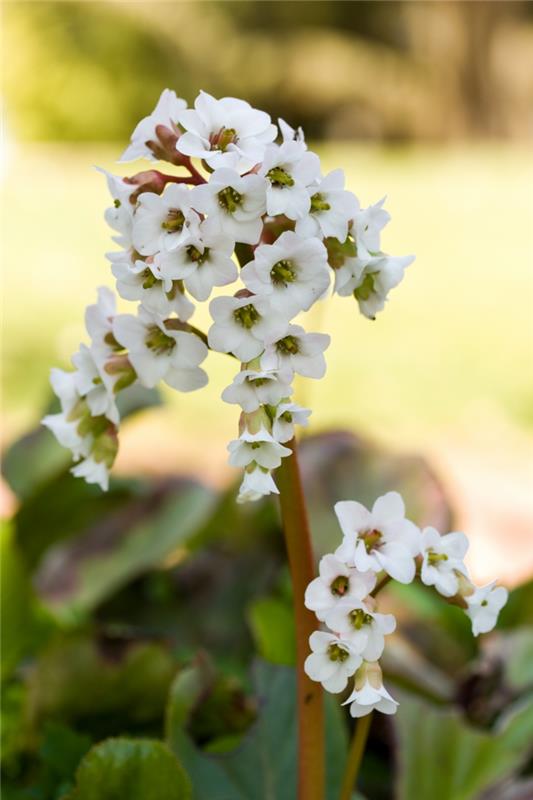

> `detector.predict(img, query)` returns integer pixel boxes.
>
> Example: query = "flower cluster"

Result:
[304,492,508,717]
[43,89,413,496]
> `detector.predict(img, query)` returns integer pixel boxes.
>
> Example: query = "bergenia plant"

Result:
[42,89,507,800]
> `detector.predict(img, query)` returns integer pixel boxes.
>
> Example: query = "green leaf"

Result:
[166,659,348,800]
[499,579,533,629]
[247,596,296,666]
[26,634,177,737]
[66,738,191,799]
[3,385,161,501]
[1,522,55,678]
[22,479,214,617]
[51,484,215,616]
[395,691,533,800]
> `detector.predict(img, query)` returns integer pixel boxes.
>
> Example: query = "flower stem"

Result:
[276,438,325,800]
[339,712,373,800]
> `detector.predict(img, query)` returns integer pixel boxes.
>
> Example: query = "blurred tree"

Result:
[3,1,533,140]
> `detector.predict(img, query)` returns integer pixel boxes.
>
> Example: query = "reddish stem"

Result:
[276,438,325,800]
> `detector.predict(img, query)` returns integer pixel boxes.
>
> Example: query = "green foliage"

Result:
[26,634,177,736]
[166,659,348,800]
[66,738,191,800]
[394,692,533,800]
[248,596,296,666]
[2,418,531,799]
[1,523,55,679]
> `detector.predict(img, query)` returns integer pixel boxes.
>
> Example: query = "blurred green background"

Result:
[2,3,533,799]
[3,0,533,584]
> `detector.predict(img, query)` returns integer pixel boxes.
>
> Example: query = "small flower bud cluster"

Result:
[43,89,414,495]
[304,492,508,717]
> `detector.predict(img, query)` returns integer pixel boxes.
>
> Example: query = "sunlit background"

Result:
[2,0,533,585]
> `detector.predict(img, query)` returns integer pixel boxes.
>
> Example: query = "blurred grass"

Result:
[2,141,533,455]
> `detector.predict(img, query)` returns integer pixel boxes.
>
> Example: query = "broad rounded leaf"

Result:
[68,738,191,800]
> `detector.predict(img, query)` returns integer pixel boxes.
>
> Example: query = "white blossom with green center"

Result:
[304,631,362,694]
[259,140,321,220]
[335,492,421,584]
[132,183,201,256]
[193,167,267,245]
[261,323,330,381]
[296,168,359,242]
[157,225,237,302]
[113,307,208,392]
[241,230,330,315]
[305,554,376,622]
[420,526,469,597]
[325,598,396,661]
[176,90,276,172]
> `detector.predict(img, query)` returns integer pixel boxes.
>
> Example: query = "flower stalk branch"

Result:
[339,712,373,800]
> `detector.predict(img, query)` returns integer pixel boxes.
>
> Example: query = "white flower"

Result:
[192,168,266,245]
[208,294,286,362]
[465,581,508,636]
[71,456,110,492]
[156,225,238,302]
[305,554,376,622]
[112,257,194,319]
[352,198,390,261]
[259,141,321,220]
[420,527,469,597]
[335,492,421,584]
[113,308,208,392]
[98,168,135,248]
[337,253,415,320]
[272,402,311,443]
[227,427,291,470]
[261,324,330,381]
[278,118,306,147]
[177,91,276,171]
[120,89,187,162]
[237,465,279,503]
[132,184,200,256]
[42,369,90,459]
[304,631,362,694]
[295,170,359,242]
[221,369,292,413]
[325,598,396,661]
[241,231,330,316]
[343,662,399,718]
[85,287,118,362]
[71,344,120,424]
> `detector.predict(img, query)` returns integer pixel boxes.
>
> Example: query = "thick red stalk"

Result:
[276,438,325,800]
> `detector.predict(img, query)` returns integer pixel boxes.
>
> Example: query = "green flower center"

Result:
[310,192,331,213]
[210,127,237,152]
[279,410,293,423]
[349,609,374,630]
[354,272,377,302]
[145,325,176,354]
[330,575,349,597]
[218,186,243,213]
[325,235,357,269]
[266,167,295,188]
[328,643,349,663]
[362,529,382,553]
[233,303,260,329]
[187,245,210,265]
[275,335,299,355]
[161,208,185,232]
[427,551,449,566]
[270,259,297,287]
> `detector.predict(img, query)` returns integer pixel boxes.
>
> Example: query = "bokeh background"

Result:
[3,0,533,584]
[2,3,533,799]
